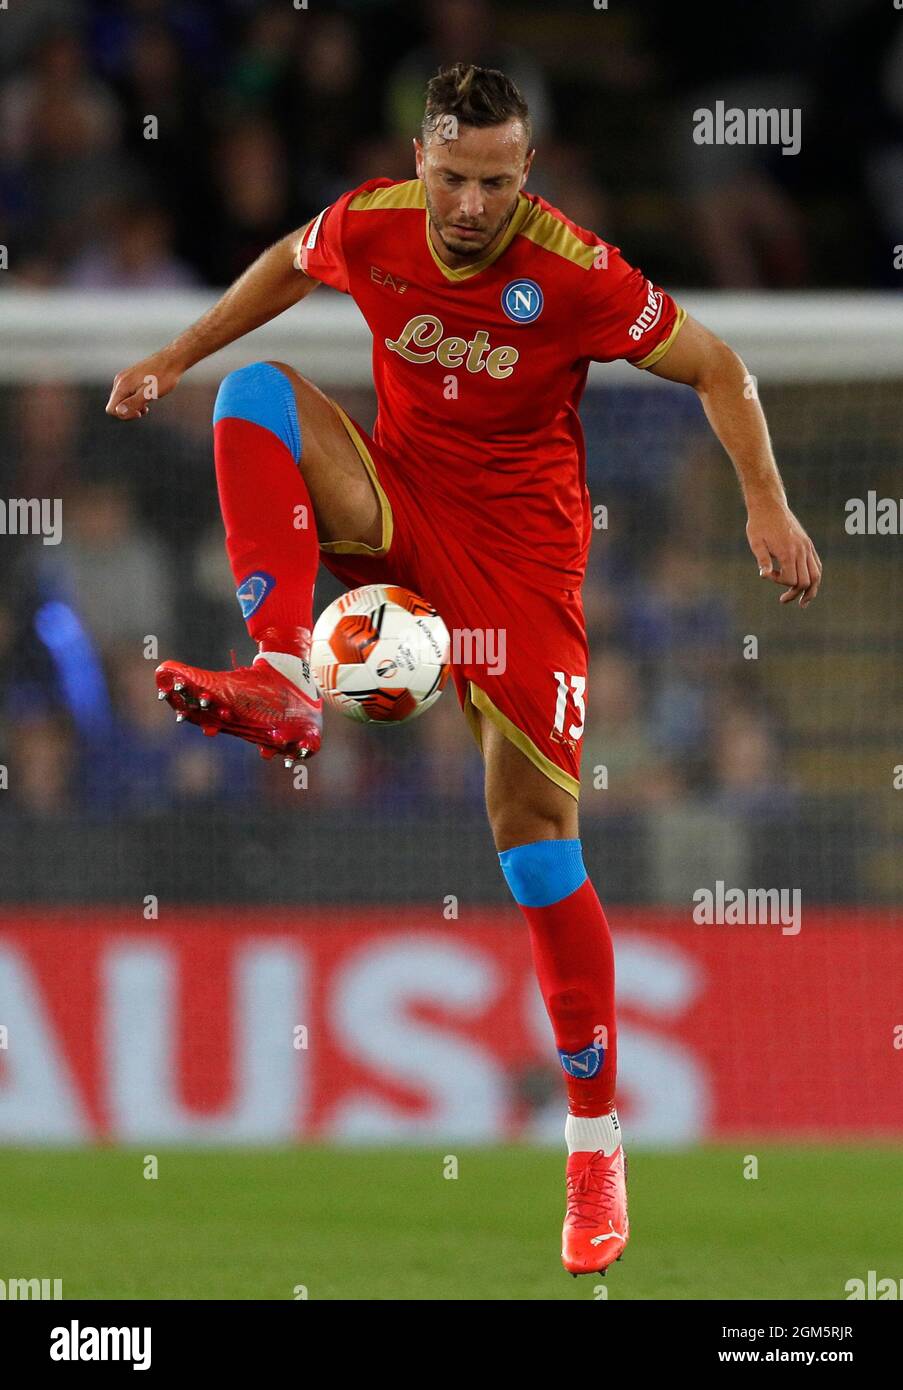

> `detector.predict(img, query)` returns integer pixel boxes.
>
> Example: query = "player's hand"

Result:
[105,352,183,420]
[746,502,822,608]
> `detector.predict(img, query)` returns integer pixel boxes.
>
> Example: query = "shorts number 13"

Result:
[552,671,586,740]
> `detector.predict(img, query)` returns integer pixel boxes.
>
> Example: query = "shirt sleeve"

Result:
[579,242,685,369]
[293,195,351,294]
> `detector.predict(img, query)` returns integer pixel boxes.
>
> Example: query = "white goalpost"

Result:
[4,290,902,385]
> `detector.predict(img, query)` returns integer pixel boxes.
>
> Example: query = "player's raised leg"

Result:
[156,360,383,764]
[480,714,628,1275]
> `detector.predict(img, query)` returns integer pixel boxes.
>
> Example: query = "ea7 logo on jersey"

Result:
[628,279,664,341]
[370,265,408,294]
[501,278,543,323]
[386,315,519,378]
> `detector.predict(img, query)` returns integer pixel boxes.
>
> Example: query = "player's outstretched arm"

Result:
[647,314,822,607]
[105,229,320,421]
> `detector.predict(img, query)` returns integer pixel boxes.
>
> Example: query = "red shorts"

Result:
[318,402,588,799]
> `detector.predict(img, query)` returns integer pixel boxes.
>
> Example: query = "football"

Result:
[311,584,451,723]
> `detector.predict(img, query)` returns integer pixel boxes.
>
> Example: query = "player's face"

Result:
[415,119,534,267]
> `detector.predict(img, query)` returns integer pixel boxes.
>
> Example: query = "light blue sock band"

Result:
[498,838,587,908]
[213,362,301,463]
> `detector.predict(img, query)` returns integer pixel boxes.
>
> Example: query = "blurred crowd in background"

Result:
[1,0,901,291]
[0,0,898,902]
[0,369,796,821]
[2,366,873,907]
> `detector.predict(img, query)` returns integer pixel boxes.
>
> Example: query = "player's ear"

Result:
[413,137,424,177]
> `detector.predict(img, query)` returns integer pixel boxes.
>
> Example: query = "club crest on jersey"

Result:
[236,571,275,619]
[558,1042,604,1079]
[501,278,543,323]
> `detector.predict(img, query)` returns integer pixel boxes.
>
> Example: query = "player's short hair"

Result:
[422,62,532,149]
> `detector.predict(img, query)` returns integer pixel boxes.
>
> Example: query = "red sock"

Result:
[519,878,617,1116]
[214,416,318,658]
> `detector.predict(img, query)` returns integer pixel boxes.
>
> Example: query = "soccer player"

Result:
[106,63,822,1276]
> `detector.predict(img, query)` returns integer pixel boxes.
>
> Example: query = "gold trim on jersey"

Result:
[348,181,426,213]
[634,304,687,369]
[516,202,601,270]
[464,680,581,801]
[347,178,529,280]
[318,401,395,556]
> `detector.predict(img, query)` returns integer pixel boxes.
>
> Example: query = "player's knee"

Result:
[214,361,267,409]
[491,810,569,853]
[497,835,587,906]
[213,361,301,464]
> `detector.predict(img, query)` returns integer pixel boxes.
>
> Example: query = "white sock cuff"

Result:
[565,1108,621,1156]
[254,650,317,695]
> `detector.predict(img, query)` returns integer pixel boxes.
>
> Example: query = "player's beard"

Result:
[426,188,518,262]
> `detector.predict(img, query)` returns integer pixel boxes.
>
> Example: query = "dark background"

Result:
[0,0,900,908]
[1,0,900,291]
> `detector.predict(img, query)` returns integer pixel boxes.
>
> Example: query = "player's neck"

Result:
[427,211,514,271]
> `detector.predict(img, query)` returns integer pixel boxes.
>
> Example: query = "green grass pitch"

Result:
[0,1146,897,1300]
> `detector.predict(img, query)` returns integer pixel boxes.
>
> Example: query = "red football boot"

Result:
[561,1145,629,1276]
[155,651,322,767]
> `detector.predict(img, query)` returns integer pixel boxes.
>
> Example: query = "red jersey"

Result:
[297,178,684,590]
